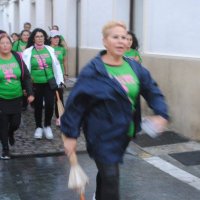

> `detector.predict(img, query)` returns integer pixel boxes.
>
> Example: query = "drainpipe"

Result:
[51,0,54,27]
[129,0,135,31]
[75,0,80,77]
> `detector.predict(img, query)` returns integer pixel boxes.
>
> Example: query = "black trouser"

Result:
[95,161,120,200]
[55,87,64,118]
[22,95,28,109]
[34,83,55,128]
[0,112,21,150]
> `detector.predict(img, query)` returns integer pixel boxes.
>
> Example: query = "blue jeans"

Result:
[95,161,120,200]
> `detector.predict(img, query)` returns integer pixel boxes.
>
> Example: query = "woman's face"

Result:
[126,34,133,48]
[0,36,12,54]
[51,36,60,46]
[11,34,19,42]
[21,31,30,43]
[34,31,45,46]
[103,26,127,57]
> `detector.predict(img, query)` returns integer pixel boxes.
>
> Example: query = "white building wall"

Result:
[80,0,130,49]
[0,3,9,33]
[34,0,49,32]
[142,0,200,58]
[19,0,32,30]
[52,0,76,47]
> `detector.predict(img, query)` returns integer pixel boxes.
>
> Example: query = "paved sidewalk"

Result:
[1,143,200,200]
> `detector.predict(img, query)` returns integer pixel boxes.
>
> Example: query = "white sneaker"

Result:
[34,127,43,139]
[92,193,96,200]
[43,126,53,139]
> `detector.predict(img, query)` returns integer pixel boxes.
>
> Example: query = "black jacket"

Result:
[12,51,34,97]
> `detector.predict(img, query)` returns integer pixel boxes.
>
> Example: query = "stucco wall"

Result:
[142,54,200,140]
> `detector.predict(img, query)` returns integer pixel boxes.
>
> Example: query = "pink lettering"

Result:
[4,69,17,83]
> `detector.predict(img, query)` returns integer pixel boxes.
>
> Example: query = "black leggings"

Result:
[34,83,55,128]
[95,161,120,200]
[0,112,21,150]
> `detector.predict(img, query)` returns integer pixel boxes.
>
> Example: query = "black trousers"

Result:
[34,83,55,128]
[0,112,21,150]
[95,161,120,200]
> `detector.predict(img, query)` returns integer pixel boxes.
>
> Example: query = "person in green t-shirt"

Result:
[49,30,67,127]
[124,31,142,63]
[61,21,168,200]
[51,25,68,50]
[11,32,20,43]
[12,30,30,52]
[22,28,64,141]
[0,34,34,160]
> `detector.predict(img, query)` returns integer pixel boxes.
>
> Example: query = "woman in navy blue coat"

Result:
[61,21,169,200]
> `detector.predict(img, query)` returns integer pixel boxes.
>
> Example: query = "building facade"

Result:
[0,0,200,140]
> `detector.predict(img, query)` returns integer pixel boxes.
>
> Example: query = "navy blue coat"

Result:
[61,51,169,164]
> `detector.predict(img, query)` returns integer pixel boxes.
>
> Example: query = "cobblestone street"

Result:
[8,78,86,157]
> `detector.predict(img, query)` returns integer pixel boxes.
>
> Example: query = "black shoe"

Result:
[1,150,11,160]
[9,134,15,146]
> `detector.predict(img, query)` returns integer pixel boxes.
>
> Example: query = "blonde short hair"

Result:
[102,21,127,38]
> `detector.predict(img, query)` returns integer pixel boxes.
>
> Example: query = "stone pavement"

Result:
[1,77,200,199]
[1,140,200,200]
[7,77,86,158]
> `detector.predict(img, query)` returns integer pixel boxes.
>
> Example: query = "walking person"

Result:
[22,28,64,140]
[124,31,142,63]
[12,30,30,53]
[61,21,169,200]
[51,25,68,50]
[11,33,20,43]
[49,30,67,126]
[0,34,34,159]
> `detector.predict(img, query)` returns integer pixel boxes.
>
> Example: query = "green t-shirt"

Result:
[31,48,54,83]
[53,46,67,74]
[60,35,65,42]
[124,48,142,63]
[0,55,23,99]
[12,40,27,52]
[105,61,140,137]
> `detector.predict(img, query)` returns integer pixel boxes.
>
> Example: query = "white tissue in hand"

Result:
[141,118,162,138]
[68,164,89,193]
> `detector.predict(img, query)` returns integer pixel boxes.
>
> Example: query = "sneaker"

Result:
[43,126,53,139]
[55,118,60,127]
[34,127,43,139]
[1,150,11,160]
[92,193,96,200]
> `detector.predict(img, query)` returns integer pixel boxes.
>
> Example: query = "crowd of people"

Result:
[0,22,68,159]
[1,20,168,200]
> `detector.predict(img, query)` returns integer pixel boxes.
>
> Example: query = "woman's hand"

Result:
[27,95,35,103]
[146,115,168,133]
[62,134,77,157]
